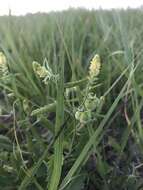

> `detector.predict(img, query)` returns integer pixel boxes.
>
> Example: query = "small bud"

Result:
[79,110,92,123]
[75,109,92,124]
[7,93,15,98]
[85,93,100,110]
[75,110,82,121]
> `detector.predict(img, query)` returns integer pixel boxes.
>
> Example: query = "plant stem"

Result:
[64,78,88,88]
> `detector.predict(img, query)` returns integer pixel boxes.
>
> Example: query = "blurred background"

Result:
[1,0,143,15]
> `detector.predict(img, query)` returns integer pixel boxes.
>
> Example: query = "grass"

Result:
[0,8,143,190]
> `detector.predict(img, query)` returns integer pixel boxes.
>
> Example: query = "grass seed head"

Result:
[32,61,48,78]
[32,61,59,84]
[89,54,101,78]
[0,52,8,77]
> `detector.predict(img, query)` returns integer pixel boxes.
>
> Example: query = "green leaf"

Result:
[0,135,13,151]
[64,174,86,190]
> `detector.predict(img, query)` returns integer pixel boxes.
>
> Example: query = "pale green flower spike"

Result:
[0,52,8,77]
[32,59,59,84]
[0,52,7,65]
[89,54,101,78]
[74,54,102,124]
[32,61,48,78]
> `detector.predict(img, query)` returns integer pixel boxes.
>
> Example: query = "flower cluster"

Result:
[75,54,102,124]
[84,92,100,111]
[0,52,8,77]
[89,54,101,78]
[32,60,59,84]
[75,108,92,124]
[33,61,48,78]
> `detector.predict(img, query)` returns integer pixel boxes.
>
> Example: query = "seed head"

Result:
[32,61,59,85]
[89,54,101,77]
[0,52,7,65]
[32,61,48,78]
[0,52,8,77]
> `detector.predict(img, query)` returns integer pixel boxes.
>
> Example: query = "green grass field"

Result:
[0,8,143,190]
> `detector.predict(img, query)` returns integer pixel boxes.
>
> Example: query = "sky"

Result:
[0,0,143,16]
